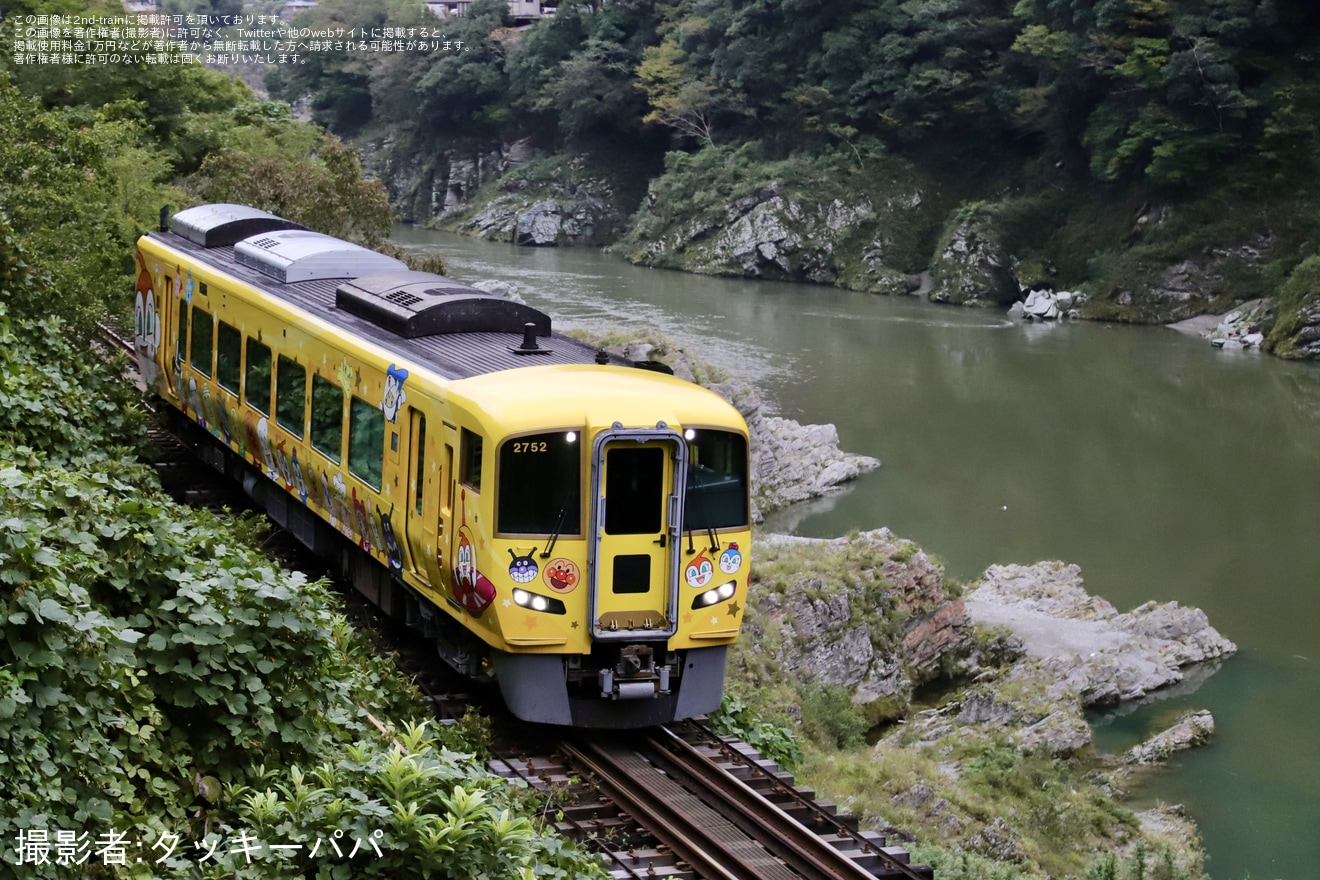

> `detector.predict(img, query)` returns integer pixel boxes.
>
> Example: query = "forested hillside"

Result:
[274,0,1320,356]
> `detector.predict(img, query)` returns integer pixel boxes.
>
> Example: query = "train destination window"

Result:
[460,428,483,492]
[310,374,344,464]
[216,321,241,393]
[189,306,213,376]
[683,430,749,530]
[605,446,663,535]
[275,356,306,437]
[498,431,581,535]
[244,338,272,414]
[348,396,384,490]
[176,300,188,362]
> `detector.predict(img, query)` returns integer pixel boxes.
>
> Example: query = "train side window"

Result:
[275,356,306,438]
[310,374,344,464]
[176,300,189,361]
[244,338,272,415]
[216,321,241,393]
[348,396,384,490]
[189,307,213,376]
[413,414,426,516]
[460,428,483,492]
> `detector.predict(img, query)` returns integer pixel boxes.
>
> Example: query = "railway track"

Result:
[106,323,933,880]
[492,720,932,880]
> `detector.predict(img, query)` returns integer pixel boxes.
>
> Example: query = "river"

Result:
[390,225,1320,880]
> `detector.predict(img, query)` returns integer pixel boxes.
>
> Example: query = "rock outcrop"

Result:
[1266,254,1320,359]
[1123,709,1215,766]
[952,562,1236,754]
[463,186,618,247]
[744,530,969,702]
[927,205,1019,307]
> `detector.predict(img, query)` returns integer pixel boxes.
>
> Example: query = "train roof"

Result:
[451,364,746,436]
[143,224,645,382]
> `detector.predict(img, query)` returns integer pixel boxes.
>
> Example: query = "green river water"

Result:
[391,225,1320,880]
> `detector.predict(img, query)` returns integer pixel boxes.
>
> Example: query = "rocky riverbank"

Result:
[731,530,1232,878]
[372,138,1320,363]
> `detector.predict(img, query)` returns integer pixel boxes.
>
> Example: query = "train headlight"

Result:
[511,588,565,614]
[692,580,737,608]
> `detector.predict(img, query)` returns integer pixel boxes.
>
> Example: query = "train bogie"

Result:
[134,204,752,728]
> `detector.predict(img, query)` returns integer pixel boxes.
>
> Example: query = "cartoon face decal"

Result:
[379,504,404,574]
[381,364,408,423]
[719,542,743,575]
[202,385,220,437]
[352,488,372,552]
[686,552,714,589]
[331,473,353,538]
[508,548,539,583]
[453,527,495,615]
[305,462,325,511]
[366,499,385,554]
[543,558,580,594]
[291,450,308,504]
[275,440,294,489]
[337,358,355,394]
[256,418,276,480]
[320,471,337,527]
[219,404,234,445]
[171,358,184,401]
[184,268,195,301]
[175,267,185,303]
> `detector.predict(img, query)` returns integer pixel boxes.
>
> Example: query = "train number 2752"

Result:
[512,441,548,453]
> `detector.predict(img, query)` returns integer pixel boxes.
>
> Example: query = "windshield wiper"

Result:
[540,503,569,559]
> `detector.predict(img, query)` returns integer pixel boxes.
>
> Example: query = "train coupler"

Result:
[598,645,673,700]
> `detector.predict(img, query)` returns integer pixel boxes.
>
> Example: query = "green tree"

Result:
[637,37,724,145]
[198,136,394,246]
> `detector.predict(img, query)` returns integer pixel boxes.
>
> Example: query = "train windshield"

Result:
[684,430,749,530]
[497,430,582,535]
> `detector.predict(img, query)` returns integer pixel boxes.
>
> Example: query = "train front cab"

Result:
[488,421,751,728]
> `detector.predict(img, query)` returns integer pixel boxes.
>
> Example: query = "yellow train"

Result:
[133,204,752,727]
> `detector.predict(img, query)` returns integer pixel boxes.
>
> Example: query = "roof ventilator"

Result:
[170,203,306,248]
[234,230,407,284]
[334,271,553,339]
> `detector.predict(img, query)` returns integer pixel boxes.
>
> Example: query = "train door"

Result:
[439,424,458,590]
[404,407,436,585]
[588,428,686,641]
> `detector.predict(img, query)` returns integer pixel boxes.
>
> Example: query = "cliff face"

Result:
[737,529,970,705]
[374,133,1320,360]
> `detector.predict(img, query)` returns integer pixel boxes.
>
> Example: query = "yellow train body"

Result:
[133,205,751,727]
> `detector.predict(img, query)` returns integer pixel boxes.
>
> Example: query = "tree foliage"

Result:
[197,134,394,247]
[270,0,1320,195]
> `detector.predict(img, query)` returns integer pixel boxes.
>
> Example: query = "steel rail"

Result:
[561,738,772,880]
[674,720,930,880]
[647,726,926,880]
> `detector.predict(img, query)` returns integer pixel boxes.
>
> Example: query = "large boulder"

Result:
[928,203,1019,306]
